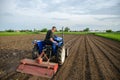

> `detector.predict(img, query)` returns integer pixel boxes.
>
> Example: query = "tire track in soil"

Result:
[88,36,110,80]
[86,35,104,80]
[65,35,84,80]
[84,35,91,80]
[62,35,92,80]
[88,35,120,80]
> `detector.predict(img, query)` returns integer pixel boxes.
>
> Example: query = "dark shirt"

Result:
[44,30,54,42]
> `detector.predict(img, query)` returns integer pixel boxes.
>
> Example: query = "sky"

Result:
[0,0,120,31]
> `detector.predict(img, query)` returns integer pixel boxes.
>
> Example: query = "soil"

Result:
[0,34,120,80]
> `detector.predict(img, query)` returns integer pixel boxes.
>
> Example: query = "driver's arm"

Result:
[50,38,54,43]
[50,38,58,44]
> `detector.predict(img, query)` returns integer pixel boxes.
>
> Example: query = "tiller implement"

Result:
[17,50,58,78]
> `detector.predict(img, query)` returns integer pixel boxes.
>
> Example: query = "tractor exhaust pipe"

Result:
[62,27,64,44]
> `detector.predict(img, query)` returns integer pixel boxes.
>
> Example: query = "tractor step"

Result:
[16,59,58,78]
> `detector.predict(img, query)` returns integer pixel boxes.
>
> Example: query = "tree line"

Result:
[4,27,119,33]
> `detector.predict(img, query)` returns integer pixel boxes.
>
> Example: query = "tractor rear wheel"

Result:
[57,46,65,65]
[32,45,39,59]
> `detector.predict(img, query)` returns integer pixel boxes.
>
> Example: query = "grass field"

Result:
[0,31,89,36]
[0,31,120,41]
[0,32,42,36]
[95,33,120,41]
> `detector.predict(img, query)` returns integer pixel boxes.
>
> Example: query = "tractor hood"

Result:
[54,36,63,42]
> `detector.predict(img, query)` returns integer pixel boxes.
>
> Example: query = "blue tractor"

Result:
[32,35,68,65]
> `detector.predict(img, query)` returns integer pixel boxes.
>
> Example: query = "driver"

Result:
[44,26,58,45]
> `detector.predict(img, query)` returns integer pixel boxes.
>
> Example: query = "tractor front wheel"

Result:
[57,46,65,65]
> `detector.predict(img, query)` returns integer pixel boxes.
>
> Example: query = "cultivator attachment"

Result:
[16,58,58,78]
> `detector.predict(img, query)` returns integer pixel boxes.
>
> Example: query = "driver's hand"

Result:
[53,41,58,45]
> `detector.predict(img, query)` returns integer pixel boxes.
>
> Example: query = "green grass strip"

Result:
[95,33,120,41]
[0,32,39,36]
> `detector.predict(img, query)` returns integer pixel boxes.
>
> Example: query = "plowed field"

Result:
[0,34,120,80]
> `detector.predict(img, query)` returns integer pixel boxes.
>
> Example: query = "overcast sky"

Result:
[0,0,120,31]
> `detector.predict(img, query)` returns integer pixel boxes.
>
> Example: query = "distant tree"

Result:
[106,29,112,33]
[41,28,48,32]
[20,30,32,32]
[64,27,70,32]
[83,28,89,32]
[116,30,120,33]
[5,29,14,32]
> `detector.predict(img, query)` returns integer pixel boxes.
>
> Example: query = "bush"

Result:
[116,30,120,33]
[83,28,89,32]
[106,30,112,33]
[5,29,14,32]
[20,30,32,32]
[64,27,70,32]
[41,28,48,32]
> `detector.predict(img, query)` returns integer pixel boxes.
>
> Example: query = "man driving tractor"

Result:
[44,26,58,45]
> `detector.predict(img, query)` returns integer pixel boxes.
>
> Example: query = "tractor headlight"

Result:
[32,40,37,45]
